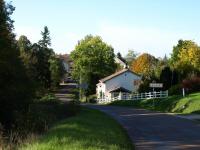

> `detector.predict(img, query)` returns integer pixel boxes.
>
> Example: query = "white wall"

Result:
[105,71,141,93]
[62,61,69,72]
[96,71,141,99]
[96,82,106,98]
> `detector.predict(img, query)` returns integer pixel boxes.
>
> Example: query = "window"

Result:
[113,92,119,97]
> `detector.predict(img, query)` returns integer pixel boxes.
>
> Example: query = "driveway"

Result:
[84,105,200,150]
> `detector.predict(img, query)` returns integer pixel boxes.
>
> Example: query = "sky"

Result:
[7,0,200,57]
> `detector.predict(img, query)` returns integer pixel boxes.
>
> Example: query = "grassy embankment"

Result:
[20,108,134,150]
[110,92,200,114]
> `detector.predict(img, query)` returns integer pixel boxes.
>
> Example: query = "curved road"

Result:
[85,105,200,150]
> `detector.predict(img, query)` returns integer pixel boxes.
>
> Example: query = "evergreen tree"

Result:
[37,26,53,88]
[0,0,33,127]
[38,26,51,48]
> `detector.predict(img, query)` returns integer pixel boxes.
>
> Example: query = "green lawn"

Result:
[110,92,200,114]
[20,108,133,150]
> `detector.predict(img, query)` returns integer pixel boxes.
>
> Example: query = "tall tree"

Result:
[125,49,139,66]
[71,35,116,95]
[159,66,173,90]
[0,0,33,127]
[131,53,158,78]
[117,52,126,64]
[38,26,51,48]
[170,40,200,79]
[37,26,53,88]
[18,36,37,78]
[49,56,65,87]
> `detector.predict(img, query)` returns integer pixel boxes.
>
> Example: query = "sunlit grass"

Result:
[20,108,133,150]
[110,92,200,114]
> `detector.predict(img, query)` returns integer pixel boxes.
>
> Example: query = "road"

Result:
[55,83,78,102]
[85,105,200,150]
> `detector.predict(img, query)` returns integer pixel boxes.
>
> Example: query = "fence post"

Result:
[166,90,168,97]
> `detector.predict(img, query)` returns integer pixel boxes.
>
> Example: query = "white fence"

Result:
[97,90,168,103]
[131,91,168,100]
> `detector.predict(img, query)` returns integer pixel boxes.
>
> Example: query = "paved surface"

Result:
[84,104,200,150]
[55,83,78,102]
[176,114,200,121]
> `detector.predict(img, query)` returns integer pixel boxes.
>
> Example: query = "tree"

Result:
[71,35,116,95]
[159,66,172,90]
[154,55,169,79]
[37,26,53,88]
[117,52,126,63]
[117,52,122,59]
[170,40,200,79]
[38,26,51,48]
[49,56,65,87]
[0,0,33,127]
[18,35,38,80]
[125,49,139,66]
[131,53,158,78]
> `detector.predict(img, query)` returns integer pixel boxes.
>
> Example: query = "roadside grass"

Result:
[20,108,134,150]
[109,92,200,114]
[0,93,80,149]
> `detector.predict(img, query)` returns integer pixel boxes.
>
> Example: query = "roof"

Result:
[115,57,126,67]
[108,86,131,93]
[99,68,140,83]
[58,54,72,62]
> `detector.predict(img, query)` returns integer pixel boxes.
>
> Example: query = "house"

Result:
[96,69,141,102]
[114,56,127,69]
[58,54,73,83]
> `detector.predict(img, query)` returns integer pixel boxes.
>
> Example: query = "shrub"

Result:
[88,94,97,103]
[0,101,80,149]
[15,101,80,133]
[168,84,182,95]
[39,93,58,102]
[138,80,151,93]
[182,76,200,93]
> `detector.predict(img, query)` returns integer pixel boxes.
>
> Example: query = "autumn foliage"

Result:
[131,53,157,77]
[182,76,200,93]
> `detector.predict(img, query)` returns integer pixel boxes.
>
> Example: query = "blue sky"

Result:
[8,0,200,57]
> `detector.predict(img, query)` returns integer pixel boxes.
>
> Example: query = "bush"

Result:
[88,94,97,103]
[168,84,182,95]
[182,76,200,93]
[0,101,80,149]
[138,80,151,93]
[39,93,58,102]
[15,101,80,133]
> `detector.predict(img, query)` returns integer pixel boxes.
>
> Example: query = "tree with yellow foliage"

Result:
[131,53,158,78]
[170,40,200,78]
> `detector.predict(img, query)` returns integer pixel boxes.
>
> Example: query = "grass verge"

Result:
[109,92,200,114]
[19,107,134,150]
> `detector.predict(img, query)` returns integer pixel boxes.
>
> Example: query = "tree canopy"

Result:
[131,53,158,78]
[170,40,200,78]
[0,0,33,127]
[125,49,139,66]
[71,35,116,95]
[38,26,51,48]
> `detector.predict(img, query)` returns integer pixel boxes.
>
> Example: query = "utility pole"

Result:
[79,72,82,102]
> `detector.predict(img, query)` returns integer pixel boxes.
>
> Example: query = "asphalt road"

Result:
[85,105,200,150]
[55,83,78,102]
